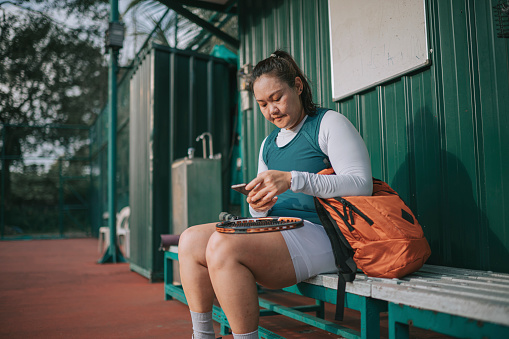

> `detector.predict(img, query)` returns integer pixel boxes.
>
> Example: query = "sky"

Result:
[118,0,143,65]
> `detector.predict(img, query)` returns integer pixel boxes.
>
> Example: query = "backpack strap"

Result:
[336,266,356,320]
[314,197,357,321]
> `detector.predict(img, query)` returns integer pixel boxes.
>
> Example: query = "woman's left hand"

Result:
[245,170,291,207]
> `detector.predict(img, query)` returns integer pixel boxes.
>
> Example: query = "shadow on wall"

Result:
[391,109,508,273]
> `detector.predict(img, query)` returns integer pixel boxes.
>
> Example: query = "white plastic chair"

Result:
[98,212,110,253]
[116,207,131,258]
[98,207,131,258]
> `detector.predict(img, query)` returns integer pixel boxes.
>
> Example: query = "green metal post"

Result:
[1,125,5,239]
[58,159,64,237]
[99,0,126,263]
[88,128,93,236]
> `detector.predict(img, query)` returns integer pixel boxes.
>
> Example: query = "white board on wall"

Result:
[328,0,430,101]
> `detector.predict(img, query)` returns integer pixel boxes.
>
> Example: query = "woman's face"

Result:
[253,74,305,130]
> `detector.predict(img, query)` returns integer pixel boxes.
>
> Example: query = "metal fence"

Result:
[89,68,131,238]
[0,123,91,239]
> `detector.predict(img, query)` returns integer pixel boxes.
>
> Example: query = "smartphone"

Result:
[231,183,252,196]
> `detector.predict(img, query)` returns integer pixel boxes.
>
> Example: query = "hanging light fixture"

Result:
[105,22,125,50]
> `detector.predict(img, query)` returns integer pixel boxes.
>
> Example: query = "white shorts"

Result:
[281,220,338,282]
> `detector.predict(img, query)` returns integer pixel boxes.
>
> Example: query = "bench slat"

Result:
[303,273,373,296]
[399,269,509,289]
[407,272,509,289]
[419,264,509,279]
[372,283,509,326]
[397,277,509,300]
[302,265,509,327]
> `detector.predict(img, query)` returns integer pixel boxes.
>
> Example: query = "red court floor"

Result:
[0,238,449,338]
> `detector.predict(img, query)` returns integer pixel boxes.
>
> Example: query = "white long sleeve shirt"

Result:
[250,110,372,218]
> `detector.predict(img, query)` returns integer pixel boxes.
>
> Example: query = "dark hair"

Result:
[249,50,318,116]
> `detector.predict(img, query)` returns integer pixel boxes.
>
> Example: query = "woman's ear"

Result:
[294,77,303,94]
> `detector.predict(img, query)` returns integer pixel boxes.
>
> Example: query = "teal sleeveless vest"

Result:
[262,108,330,224]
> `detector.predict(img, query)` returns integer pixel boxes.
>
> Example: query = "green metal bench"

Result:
[164,246,509,338]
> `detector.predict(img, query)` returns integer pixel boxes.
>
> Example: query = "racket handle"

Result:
[219,212,239,221]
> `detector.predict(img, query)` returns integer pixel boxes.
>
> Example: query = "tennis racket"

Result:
[216,217,304,234]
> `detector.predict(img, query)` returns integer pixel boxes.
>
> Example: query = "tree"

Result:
[0,1,108,198]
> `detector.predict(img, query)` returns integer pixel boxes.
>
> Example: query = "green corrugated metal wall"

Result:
[238,0,333,204]
[129,45,164,280]
[239,0,509,273]
[129,44,235,280]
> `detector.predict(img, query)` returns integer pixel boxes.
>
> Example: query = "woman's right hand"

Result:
[246,170,291,212]
[247,194,278,213]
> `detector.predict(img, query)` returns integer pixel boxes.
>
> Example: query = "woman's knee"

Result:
[177,227,195,256]
[205,232,240,269]
[178,224,214,259]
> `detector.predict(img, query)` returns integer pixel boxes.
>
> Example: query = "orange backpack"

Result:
[314,168,431,320]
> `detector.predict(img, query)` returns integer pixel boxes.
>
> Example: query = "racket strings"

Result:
[216,217,304,234]
[225,220,295,227]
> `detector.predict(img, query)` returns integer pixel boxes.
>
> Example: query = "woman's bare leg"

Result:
[205,231,296,334]
[178,223,217,313]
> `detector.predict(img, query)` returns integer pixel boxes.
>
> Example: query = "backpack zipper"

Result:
[322,199,355,231]
[335,197,375,226]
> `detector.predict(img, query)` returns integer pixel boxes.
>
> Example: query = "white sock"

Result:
[232,329,259,339]
[190,310,215,339]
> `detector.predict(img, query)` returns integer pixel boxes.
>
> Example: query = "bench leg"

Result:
[315,299,325,319]
[390,322,410,339]
[388,302,509,339]
[220,324,230,336]
[388,303,410,339]
[360,297,386,339]
[212,305,232,336]
[164,252,174,300]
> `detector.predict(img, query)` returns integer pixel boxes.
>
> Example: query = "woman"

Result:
[178,50,372,339]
